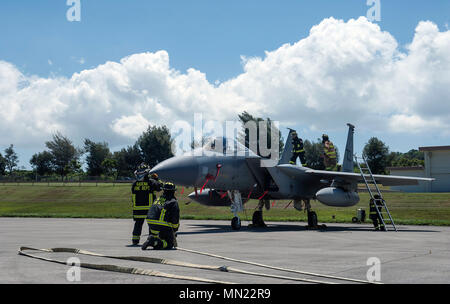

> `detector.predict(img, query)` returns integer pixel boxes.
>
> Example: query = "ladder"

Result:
[354,155,397,232]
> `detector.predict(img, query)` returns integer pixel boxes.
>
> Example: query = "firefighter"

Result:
[369,195,386,231]
[142,182,180,250]
[322,134,337,171]
[290,131,306,166]
[131,163,162,245]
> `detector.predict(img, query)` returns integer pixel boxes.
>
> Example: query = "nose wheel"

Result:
[228,190,244,231]
[231,216,241,230]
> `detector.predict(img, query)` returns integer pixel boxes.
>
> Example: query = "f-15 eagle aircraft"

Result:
[150,124,433,230]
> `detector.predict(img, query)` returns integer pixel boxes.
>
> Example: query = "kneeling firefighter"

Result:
[142,182,180,250]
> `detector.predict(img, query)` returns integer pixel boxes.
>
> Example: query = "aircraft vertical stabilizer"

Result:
[279,129,296,165]
[342,123,355,172]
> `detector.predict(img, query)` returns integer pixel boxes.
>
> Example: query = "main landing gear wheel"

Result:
[307,211,318,227]
[306,211,327,230]
[251,210,267,228]
[231,216,241,230]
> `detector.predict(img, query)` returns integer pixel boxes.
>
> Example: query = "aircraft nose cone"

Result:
[150,156,199,186]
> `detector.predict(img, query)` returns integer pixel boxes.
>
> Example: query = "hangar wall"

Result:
[388,167,426,193]
[389,146,450,193]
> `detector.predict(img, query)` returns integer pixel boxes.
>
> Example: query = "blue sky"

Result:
[2,1,449,81]
[1,1,449,168]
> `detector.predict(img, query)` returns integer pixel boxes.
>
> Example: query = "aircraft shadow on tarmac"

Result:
[177,223,439,235]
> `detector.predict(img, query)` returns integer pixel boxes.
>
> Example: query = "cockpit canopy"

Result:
[203,137,258,157]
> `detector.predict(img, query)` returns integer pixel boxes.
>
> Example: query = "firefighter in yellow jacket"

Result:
[322,134,337,171]
[290,131,306,166]
[142,182,180,250]
[131,163,162,245]
[369,195,386,231]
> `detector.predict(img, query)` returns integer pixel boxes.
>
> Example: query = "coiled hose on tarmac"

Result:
[18,246,380,284]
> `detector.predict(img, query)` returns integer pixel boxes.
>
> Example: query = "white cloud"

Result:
[1,17,450,151]
[388,114,443,134]
[111,114,151,139]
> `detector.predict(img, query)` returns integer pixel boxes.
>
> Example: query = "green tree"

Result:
[395,156,424,167]
[84,139,110,176]
[45,133,81,177]
[30,151,54,176]
[362,137,389,174]
[386,149,424,168]
[303,139,325,170]
[101,158,118,178]
[404,149,424,161]
[66,159,83,176]
[0,152,6,175]
[238,111,284,158]
[137,125,174,167]
[4,144,19,175]
[386,151,402,168]
[113,144,143,177]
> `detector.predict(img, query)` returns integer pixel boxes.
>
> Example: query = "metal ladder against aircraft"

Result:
[354,155,397,232]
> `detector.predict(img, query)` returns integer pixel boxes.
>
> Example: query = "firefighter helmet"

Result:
[134,163,150,181]
[162,182,177,192]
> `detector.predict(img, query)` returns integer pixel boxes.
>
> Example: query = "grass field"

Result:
[1,183,450,226]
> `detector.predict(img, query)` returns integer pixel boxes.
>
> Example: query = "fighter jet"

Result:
[150,124,433,230]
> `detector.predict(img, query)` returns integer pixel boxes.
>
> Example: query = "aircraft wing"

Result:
[277,164,434,186]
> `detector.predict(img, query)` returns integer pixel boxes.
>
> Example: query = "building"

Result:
[389,145,450,193]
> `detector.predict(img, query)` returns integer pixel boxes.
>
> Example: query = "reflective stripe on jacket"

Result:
[324,142,336,159]
[131,179,162,219]
[146,198,180,230]
[292,138,305,153]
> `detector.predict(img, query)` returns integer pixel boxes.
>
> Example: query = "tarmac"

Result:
[1,217,449,284]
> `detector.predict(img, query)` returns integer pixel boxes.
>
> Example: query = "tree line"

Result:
[0,125,174,179]
[299,136,424,174]
[236,114,424,175]
[362,137,424,174]
[0,113,425,179]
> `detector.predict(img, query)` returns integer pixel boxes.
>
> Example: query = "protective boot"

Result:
[141,239,149,250]
[172,230,178,248]
[141,235,159,250]
[132,235,140,245]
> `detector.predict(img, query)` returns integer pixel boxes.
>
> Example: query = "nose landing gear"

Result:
[229,190,243,230]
